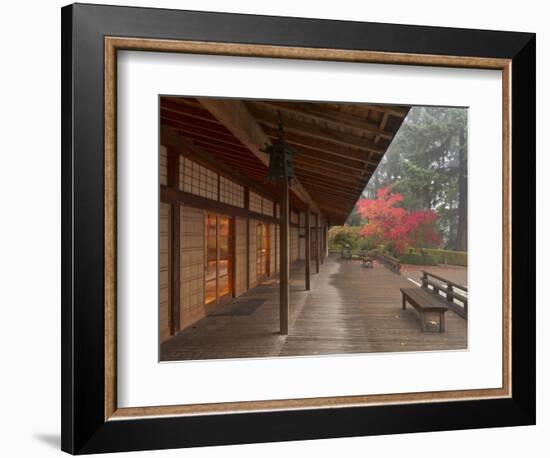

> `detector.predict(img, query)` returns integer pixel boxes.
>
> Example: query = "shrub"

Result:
[328,225,359,251]
[399,252,438,266]
[356,237,376,251]
[407,247,468,266]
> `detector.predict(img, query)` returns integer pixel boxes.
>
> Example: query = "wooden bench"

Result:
[421,271,468,319]
[400,287,448,332]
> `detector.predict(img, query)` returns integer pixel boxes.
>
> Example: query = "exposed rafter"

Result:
[248,104,385,155]
[160,96,409,225]
[255,100,393,139]
[198,99,321,216]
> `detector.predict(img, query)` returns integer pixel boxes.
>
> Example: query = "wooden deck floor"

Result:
[160,255,467,361]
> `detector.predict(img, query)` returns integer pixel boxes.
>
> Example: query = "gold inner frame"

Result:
[104,36,512,421]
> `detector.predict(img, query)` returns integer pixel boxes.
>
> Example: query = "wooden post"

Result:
[170,204,180,335]
[320,217,324,265]
[167,149,180,335]
[324,221,328,259]
[231,217,237,299]
[421,271,428,288]
[280,180,290,334]
[315,213,320,273]
[446,284,454,302]
[304,207,311,290]
[245,187,250,291]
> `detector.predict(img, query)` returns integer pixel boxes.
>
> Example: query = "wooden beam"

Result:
[161,98,222,125]
[250,105,386,155]
[254,101,393,139]
[198,99,322,216]
[304,207,311,291]
[160,113,238,142]
[318,205,353,218]
[294,162,367,182]
[186,141,262,163]
[318,202,356,215]
[280,180,290,335]
[374,112,390,145]
[297,154,376,182]
[297,180,361,200]
[163,121,248,151]
[160,186,281,225]
[362,104,409,117]
[263,126,380,164]
[294,169,365,193]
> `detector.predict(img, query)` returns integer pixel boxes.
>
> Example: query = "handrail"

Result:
[374,252,401,274]
[421,270,468,292]
[421,271,468,319]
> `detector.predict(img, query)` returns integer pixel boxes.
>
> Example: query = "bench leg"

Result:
[440,312,446,332]
[402,293,406,310]
[420,313,427,332]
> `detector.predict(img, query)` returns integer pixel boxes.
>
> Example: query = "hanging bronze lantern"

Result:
[262,116,296,185]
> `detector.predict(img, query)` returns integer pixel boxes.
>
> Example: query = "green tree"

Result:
[363,107,467,250]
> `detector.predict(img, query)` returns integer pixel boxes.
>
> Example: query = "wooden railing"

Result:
[374,252,401,274]
[421,271,468,319]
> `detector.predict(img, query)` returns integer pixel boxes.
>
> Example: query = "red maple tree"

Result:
[356,187,441,255]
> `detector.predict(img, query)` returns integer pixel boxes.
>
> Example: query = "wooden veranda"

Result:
[160,256,467,361]
[160,96,411,343]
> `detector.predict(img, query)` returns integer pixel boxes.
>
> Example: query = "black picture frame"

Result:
[61,3,535,454]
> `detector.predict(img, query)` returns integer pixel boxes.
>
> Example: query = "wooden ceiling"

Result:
[160,96,409,224]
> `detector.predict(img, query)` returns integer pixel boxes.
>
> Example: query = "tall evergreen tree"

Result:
[363,106,467,250]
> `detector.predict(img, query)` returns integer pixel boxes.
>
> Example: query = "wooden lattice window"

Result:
[262,197,274,216]
[160,146,168,186]
[220,176,244,208]
[180,157,218,200]
[249,191,263,214]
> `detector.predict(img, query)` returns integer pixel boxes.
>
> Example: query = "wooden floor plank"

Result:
[160,256,467,361]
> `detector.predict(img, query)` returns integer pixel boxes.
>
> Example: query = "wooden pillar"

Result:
[325,221,329,259]
[304,207,311,290]
[315,213,320,273]
[319,220,325,264]
[279,180,290,334]
[245,187,250,290]
[167,149,180,335]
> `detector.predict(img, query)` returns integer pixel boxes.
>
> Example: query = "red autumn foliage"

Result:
[356,187,441,255]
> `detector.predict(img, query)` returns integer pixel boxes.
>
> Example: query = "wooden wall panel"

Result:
[159,203,171,343]
[180,206,205,329]
[160,145,168,186]
[235,217,248,297]
[248,219,257,287]
[270,223,276,274]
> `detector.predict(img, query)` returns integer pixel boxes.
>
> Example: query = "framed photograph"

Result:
[61,3,536,454]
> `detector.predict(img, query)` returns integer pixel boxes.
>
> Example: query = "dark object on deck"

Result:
[359,250,373,267]
[400,287,448,332]
[374,252,401,274]
[341,245,352,260]
[210,298,266,316]
[362,256,373,268]
[421,271,468,319]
